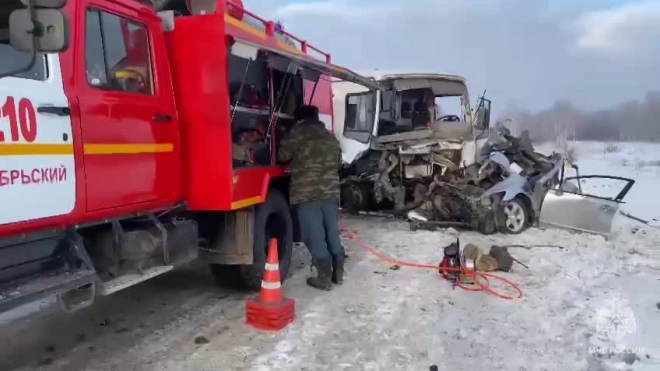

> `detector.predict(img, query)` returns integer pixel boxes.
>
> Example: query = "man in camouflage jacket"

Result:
[277,105,344,290]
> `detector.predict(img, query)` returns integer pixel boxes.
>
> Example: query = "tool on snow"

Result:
[438,239,461,283]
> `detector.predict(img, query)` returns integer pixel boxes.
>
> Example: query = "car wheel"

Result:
[497,198,530,234]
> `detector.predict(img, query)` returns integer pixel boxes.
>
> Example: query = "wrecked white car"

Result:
[487,127,636,238]
[475,131,566,234]
[402,130,567,235]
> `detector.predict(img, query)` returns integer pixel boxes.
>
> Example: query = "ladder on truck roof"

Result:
[155,0,332,63]
[155,0,381,90]
[229,5,332,63]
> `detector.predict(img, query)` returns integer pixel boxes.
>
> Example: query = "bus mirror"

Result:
[21,0,67,9]
[9,8,70,53]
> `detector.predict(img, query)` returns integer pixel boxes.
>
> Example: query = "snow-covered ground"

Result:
[246,218,659,371]
[0,141,658,371]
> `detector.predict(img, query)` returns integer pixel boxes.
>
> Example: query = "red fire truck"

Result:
[0,0,381,313]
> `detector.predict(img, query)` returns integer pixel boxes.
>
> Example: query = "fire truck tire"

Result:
[239,189,294,290]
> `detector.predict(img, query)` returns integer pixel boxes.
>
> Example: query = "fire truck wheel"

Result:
[239,189,294,290]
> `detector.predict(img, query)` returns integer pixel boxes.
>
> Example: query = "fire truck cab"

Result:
[0,0,381,314]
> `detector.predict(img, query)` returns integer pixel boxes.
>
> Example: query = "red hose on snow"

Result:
[339,222,524,300]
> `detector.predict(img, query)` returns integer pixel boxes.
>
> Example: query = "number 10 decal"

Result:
[0,96,38,143]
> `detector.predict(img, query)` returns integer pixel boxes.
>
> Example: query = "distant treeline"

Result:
[498,91,660,143]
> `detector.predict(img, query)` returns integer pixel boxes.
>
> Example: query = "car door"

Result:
[539,175,635,237]
[78,2,180,211]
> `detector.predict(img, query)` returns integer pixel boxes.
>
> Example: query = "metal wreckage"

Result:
[335,74,635,237]
[339,125,564,235]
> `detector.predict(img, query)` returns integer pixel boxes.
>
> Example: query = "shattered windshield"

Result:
[0,42,46,80]
[434,95,464,121]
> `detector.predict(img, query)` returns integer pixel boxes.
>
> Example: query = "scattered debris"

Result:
[495,244,565,250]
[511,257,529,269]
[488,245,514,272]
[439,240,523,275]
[341,126,566,235]
[620,211,660,230]
[409,220,470,231]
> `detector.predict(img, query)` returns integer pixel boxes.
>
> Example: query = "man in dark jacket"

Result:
[277,105,344,290]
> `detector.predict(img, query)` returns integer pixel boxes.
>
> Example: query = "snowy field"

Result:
[536,141,660,222]
[0,141,658,371]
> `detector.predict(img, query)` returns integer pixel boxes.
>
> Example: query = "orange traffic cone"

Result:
[246,238,296,331]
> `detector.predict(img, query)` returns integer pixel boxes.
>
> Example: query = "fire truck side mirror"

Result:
[9,8,70,53]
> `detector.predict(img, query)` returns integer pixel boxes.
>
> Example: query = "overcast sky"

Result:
[243,0,660,114]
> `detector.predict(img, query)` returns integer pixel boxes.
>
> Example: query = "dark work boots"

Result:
[307,259,333,291]
[331,255,345,285]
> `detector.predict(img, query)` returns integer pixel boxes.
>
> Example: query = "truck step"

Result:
[0,269,96,313]
[99,265,173,296]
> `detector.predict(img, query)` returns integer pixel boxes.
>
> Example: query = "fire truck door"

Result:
[0,53,76,225]
[79,6,178,211]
